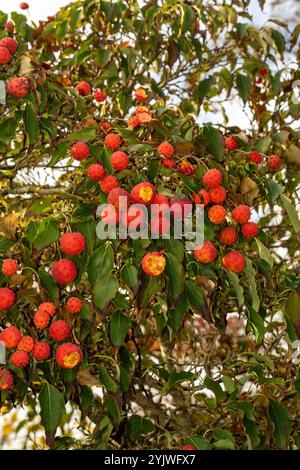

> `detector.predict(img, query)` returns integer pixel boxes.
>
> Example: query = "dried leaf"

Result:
[0,213,20,240]
[240,177,259,204]
[77,368,102,387]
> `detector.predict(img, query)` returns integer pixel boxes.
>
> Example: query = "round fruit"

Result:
[0,326,22,349]
[100,175,119,193]
[56,343,83,369]
[219,227,238,245]
[32,342,51,361]
[49,320,70,342]
[128,115,141,129]
[2,259,18,276]
[11,349,29,368]
[193,189,210,206]
[100,205,119,226]
[131,182,156,205]
[241,222,259,238]
[66,297,83,315]
[87,164,105,181]
[142,252,166,277]
[170,196,193,219]
[222,250,246,273]
[0,38,18,55]
[76,81,91,96]
[104,133,122,151]
[34,310,50,329]
[70,141,90,160]
[0,46,11,64]
[18,336,34,352]
[5,21,14,33]
[7,77,30,99]
[20,2,29,9]
[232,205,251,224]
[225,136,238,151]
[111,151,129,171]
[0,369,13,391]
[208,205,227,224]
[135,87,148,102]
[93,89,107,102]
[203,169,222,189]
[267,155,281,170]
[52,259,78,285]
[248,151,262,164]
[181,444,197,450]
[158,142,174,159]
[209,186,227,204]
[60,232,86,256]
[38,302,56,317]
[178,160,195,176]
[162,159,177,168]
[107,187,131,210]
[0,287,15,311]
[99,121,111,132]
[120,206,146,229]
[194,241,217,264]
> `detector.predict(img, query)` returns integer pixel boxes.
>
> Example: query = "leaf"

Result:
[269,400,291,448]
[180,4,195,32]
[185,280,205,309]
[165,253,185,299]
[93,273,118,310]
[33,218,59,250]
[121,264,139,288]
[236,73,252,103]
[271,29,285,54]
[0,214,19,240]
[236,23,248,38]
[24,102,39,144]
[214,439,235,449]
[285,291,300,334]
[109,311,131,347]
[138,275,161,309]
[204,376,226,402]
[222,375,236,394]
[0,118,16,144]
[254,136,271,152]
[106,396,121,426]
[39,271,59,305]
[162,371,194,394]
[39,383,65,444]
[77,368,101,387]
[129,415,154,440]
[245,257,260,312]
[203,126,224,161]
[243,417,260,447]
[49,142,71,166]
[0,237,15,251]
[80,385,94,412]
[186,436,210,450]
[280,195,300,233]
[227,272,244,308]
[168,294,188,330]
[98,366,117,392]
[256,239,273,268]
[248,306,265,344]
[164,239,185,261]
[230,401,256,421]
[196,76,214,100]
[87,243,114,287]
[213,428,235,443]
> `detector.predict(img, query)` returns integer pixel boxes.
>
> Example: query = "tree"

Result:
[0,0,300,450]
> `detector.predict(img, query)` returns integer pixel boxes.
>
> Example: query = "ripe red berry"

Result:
[248,151,262,164]
[142,252,166,277]
[76,81,91,96]
[267,155,281,170]
[52,259,78,285]
[0,46,12,64]
[181,444,196,450]
[219,227,238,245]
[153,194,169,206]
[194,241,217,264]
[104,133,122,151]
[0,287,15,311]
[193,189,210,206]
[120,206,146,229]
[34,310,50,329]
[225,136,238,151]
[0,326,22,349]
[232,205,251,224]
[0,368,13,391]
[99,175,119,193]
[11,349,29,368]
[20,2,29,9]
[66,297,83,315]
[93,89,107,102]
[32,342,51,361]
[100,205,119,226]
[38,302,56,317]
[99,121,111,132]
[222,250,245,273]
[56,343,83,369]
[111,151,129,171]
[18,336,35,352]
[170,196,193,219]
[259,68,268,76]
[87,164,105,181]
[208,205,227,224]
[162,159,177,168]
[0,38,18,54]
[70,141,90,161]
[178,160,195,176]
[5,21,14,34]
[241,222,259,238]
[49,320,70,342]
[151,194,169,217]
[131,182,156,205]
[2,259,18,276]
[209,186,227,204]
[158,142,174,159]
[203,169,222,189]
[128,115,141,129]
[7,77,30,98]
[151,215,171,237]
[60,232,86,256]
[135,87,148,103]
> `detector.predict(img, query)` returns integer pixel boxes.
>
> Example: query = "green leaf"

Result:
[0,237,15,251]
[213,428,235,443]
[203,125,224,161]
[196,76,214,100]
[24,102,39,144]
[106,396,121,426]
[269,400,291,448]
[98,366,117,393]
[214,439,235,449]
[222,375,236,394]
[0,118,16,145]
[236,23,248,38]
[80,385,93,412]
[162,371,194,394]
[280,195,300,233]
[168,295,188,330]
[121,264,139,288]
[236,73,252,103]
[164,239,185,261]
[93,273,118,310]
[49,142,71,166]
[256,239,273,268]
[248,306,265,344]
[109,311,131,347]
[285,291,300,332]
[271,29,285,53]
[186,436,210,450]
[129,415,154,440]
[185,280,205,309]
[39,383,65,434]
[138,275,161,309]
[180,4,195,32]
[39,271,59,305]
[254,136,271,153]
[33,218,59,250]
[227,272,244,308]
[204,376,226,403]
[245,257,260,312]
[230,401,256,421]
[87,243,114,287]
[165,253,185,299]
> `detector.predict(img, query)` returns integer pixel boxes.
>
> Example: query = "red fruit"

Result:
[56,342,83,369]
[100,175,119,193]
[203,169,222,189]
[60,232,86,256]
[142,252,166,277]
[267,155,281,170]
[18,336,34,352]
[120,206,146,229]
[153,194,169,205]
[178,160,195,176]
[0,369,13,391]
[225,136,238,151]
[232,205,251,224]
[104,133,122,151]
[52,259,78,285]
[131,182,156,205]
[0,38,18,55]
[151,215,171,237]
[158,142,174,159]
[49,320,70,342]
[34,310,50,329]
[170,196,193,219]
[111,151,129,171]
[11,349,29,368]
[93,89,107,102]
[219,227,238,246]
[194,241,217,264]
[7,77,30,99]
[241,222,259,238]
[0,46,12,65]
[81,118,97,128]
[259,68,268,76]
[66,297,83,315]
[20,2,29,9]
[0,326,22,349]
[5,22,14,33]
[38,302,56,317]
[151,194,169,217]
[32,342,51,361]
[208,205,227,224]
[209,186,227,204]
[135,87,148,103]
[70,141,90,161]
[0,287,15,311]
[99,121,111,132]
[248,151,262,164]
[181,444,196,451]
[2,259,18,276]
[87,163,105,181]
[128,115,141,129]
[100,205,119,226]
[222,250,245,273]
[76,81,91,96]
[162,159,177,168]
[136,105,149,114]
[107,187,131,210]
[193,189,210,206]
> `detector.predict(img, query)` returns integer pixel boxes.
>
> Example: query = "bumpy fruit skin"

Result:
[135,87,148,102]
[93,89,107,102]
[193,189,210,206]
[209,186,227,204]
[170,196,193,219]
[104,133,122,151]
[32,342,51,361]
[70,141,90,161]
[87,163,105,181]
[131,182,156,205]
[222,250,245,273]
[2,259,18,276]
[151,194,169,217]
[38,302,56,317]
[219,227,238,245]
[60,232,86,256]
[7,77,29,99]
[20,2,29,9]
[0,38,18,54]
[194,241,217,264]
[120,206,146,229]
[52,259,78,285]
[49,320,70,342]
[66,297,83,315]
[56,343,83,369]
[162,158,177,169]
[181,444,196,451]
[178,160,195,176]
[5,21,14,33]
[34,310,50,329]
[100,121,111,132]
[18,336,34,352]
[241,222,259,238]
[111,151,129,171]
[248,151,262,164]
[267,155,281,170]
[203,169,222,189]
[76,81,91,96]
[158,142,174,159]
[142,252,166,277]
[225,136,238,151]
[208,205,227,224]
[0,287,15,311]
[259,68,268,76]
[151,215,171,237]
[100,175,119,193]
[0,46,11,64]
[107,187,131,210]
[11,349,29,368]
[128,115,141,129]
[100,205,119,226]
[232,204,251,224]
[0,326,22,349]
[0,369,13,391]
